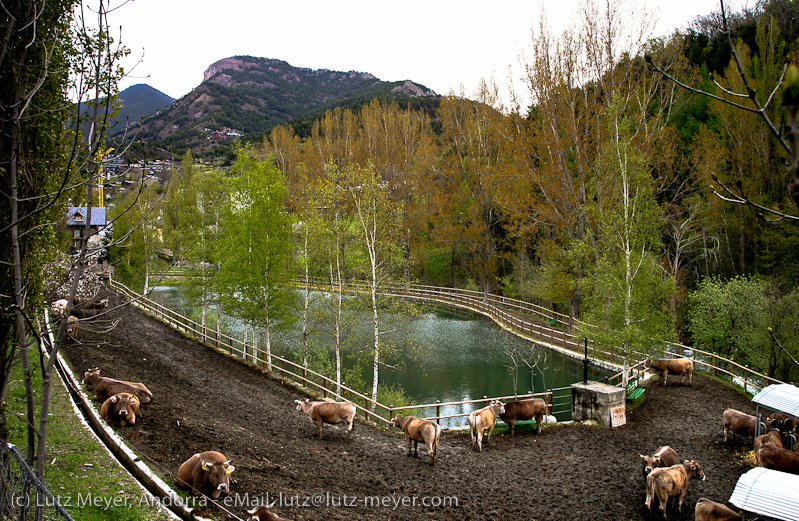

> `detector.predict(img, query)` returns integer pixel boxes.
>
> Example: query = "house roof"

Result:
[729,467,799,521]
[67,207,107,227]
[752,384,799,418]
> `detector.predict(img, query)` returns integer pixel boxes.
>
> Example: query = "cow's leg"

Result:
[535,413,543,434]
[508,419,515,435]
[413,440,419,456]
[644,481,653,513]
[663,370,668,386]
[476,429,483,452]
[657,490,669,519]
[485,426,493,445]
[315,421,323,438]
[406,436,413,456]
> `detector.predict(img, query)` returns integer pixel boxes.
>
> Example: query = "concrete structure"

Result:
[572,381,626,427]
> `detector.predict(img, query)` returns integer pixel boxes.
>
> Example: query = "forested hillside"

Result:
[111,0,799,386]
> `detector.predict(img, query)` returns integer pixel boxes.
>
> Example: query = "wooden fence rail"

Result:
[111,275,789,429]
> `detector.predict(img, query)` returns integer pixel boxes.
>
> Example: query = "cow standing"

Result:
[640,445,680,480]
[758,445,799,474]
[177,451,235,499]
[390,414,441,465]
[294,399,356,439]
[467,400,504,451]
[646,358,694,386]
[645,460,706,519]
[722,409,757,444]
[499,397,547,435]
[694,498,742,521]
[754,430,784,466]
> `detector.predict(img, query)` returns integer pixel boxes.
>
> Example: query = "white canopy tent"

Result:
[729,467,799,521]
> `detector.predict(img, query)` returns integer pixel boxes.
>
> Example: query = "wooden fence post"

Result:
[547,391,553,416]
[713,354,718,377]
[323,374,328,398]
[436,400,441,425]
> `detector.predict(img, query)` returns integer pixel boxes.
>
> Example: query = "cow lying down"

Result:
[294,399,356,438]
[247,504,293,521]
[84,368,152,404]
[177,451,235,499]
[100,393,139,427]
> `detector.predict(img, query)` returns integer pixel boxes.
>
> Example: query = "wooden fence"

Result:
[112,275,789,429]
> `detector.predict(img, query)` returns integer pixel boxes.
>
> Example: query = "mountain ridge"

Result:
[112,55,438,157]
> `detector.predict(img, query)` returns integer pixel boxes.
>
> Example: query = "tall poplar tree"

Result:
[214,147,296,368]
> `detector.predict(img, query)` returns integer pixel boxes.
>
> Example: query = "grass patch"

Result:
[5,358,173,521]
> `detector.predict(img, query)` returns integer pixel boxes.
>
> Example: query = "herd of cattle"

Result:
[78,340,798,521]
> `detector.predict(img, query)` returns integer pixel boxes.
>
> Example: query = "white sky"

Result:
[107,0,749,102]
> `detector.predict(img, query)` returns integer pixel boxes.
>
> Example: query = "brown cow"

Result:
[758,445,799,475]
[640,445,680,480]
[390,414,441,465]
[646,358,694,386]
[65,315,79,339]
[499,397,547,435]
[177,451,235,499]
[294,399,356,438]
[722,409,757,444]
[694,498,742,521]
[246,505,293,521]
[467,400,504,451]
[84,368,153,404]
[754,430,784,466]
[645,460,706,519]
[50,299,69,319]
[100,393,139,427]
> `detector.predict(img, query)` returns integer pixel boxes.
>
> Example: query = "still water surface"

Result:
[149,285,611,425]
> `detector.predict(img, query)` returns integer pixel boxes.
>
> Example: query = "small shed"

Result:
[729,467,799,521]
[752,384,799,442]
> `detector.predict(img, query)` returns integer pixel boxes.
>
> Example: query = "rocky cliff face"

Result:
[124,55,437,155]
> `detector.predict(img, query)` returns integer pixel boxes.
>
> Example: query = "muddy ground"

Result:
[62,288,757,521]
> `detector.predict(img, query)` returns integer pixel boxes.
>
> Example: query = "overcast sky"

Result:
[106,0,749,103]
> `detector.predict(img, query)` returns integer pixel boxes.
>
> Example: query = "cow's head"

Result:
[491,400,505,415]
[84,368,100,382]
[294,398,310,412]
[684,460,706,481]
[390,414,405,428]
[201,458,235,499]
[640,454,660,477]
[109,394,138,425]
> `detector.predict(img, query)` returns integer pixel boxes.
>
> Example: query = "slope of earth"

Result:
[62,288,757,521]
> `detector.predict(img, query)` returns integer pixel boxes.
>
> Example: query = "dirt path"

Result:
[63,289,757,521]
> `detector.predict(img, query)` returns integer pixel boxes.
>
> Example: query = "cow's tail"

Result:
[433,423,442,455]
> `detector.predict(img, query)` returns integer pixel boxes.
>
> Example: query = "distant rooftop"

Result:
[67,207,107,227]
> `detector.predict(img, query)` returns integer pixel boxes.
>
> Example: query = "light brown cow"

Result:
[645,460,706,519]
[758,445,799,475]
[177,451,235,499]
[646,358,694,386]
[294,398,356,438]
[100,393,139,427]
[84,368,153,404]
[722,409,757,444]
[694,498,742,521]
[640,445,680,480]
[390,414,441,465]
[65,315,79,339]
[467,400,504,451]
[754,430,784,465]
[499,397,547,435]
[247,505,293,521]
[50,299,69,318]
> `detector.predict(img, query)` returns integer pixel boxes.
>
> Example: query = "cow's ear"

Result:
[226,465,235,474]
[130,397,137,405]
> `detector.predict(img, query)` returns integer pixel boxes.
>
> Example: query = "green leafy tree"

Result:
[214,146,297,368]
[578,97,674,370]
[687,275,771,369]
